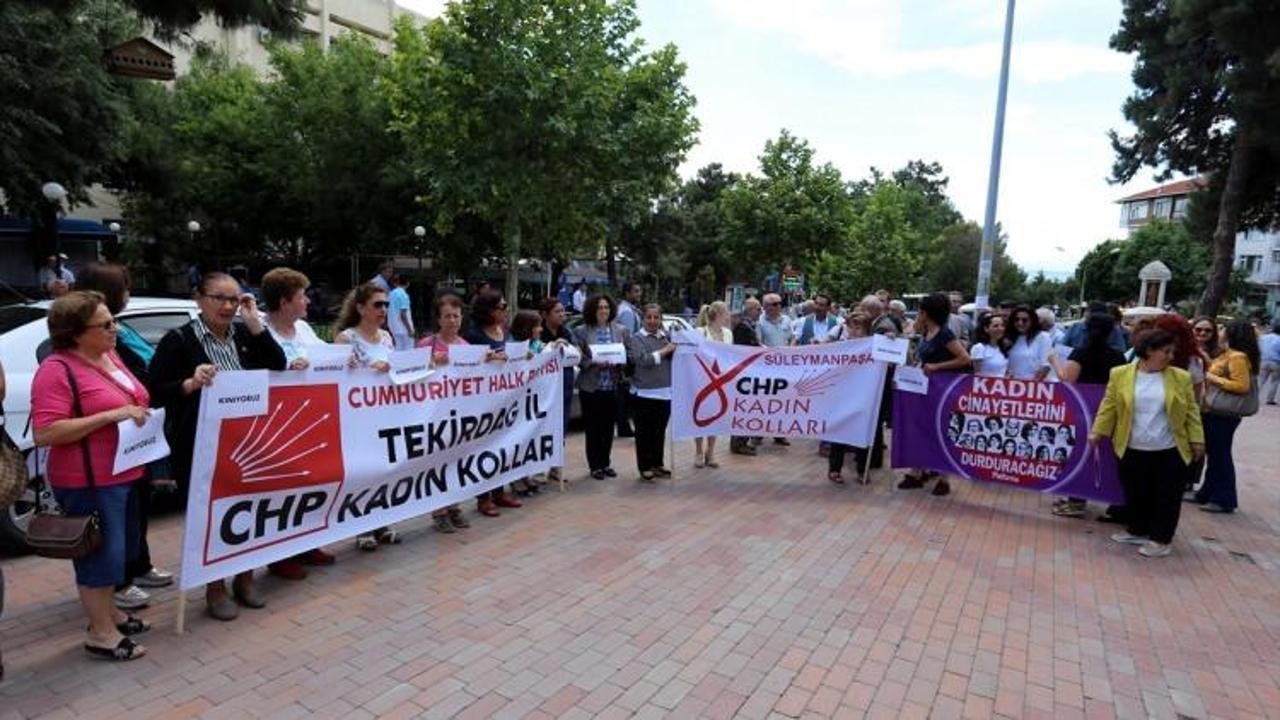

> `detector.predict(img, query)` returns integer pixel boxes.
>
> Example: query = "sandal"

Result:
[375,528,401,545]
[117,616,151,636]
[84,636,146,661]
[705,457,719,469]
[356,534,379,551]
[639,471,657,483]
[828,472,845,485]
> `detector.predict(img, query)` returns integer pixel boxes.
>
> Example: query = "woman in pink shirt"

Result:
[31,291,153,661]
[417,293,473,532]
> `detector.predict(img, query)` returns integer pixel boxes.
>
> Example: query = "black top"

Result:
[1069,346,1129,384]
[147,321,286,488]
[540,324,572,345]
[917,326,958,365]
[462,326,509,350]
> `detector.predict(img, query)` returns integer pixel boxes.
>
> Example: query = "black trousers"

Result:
[580,389,618,471]
[115,479,152,590]
[615,381,635,435]
[1119,447,1188,545]
[631,396,670,471]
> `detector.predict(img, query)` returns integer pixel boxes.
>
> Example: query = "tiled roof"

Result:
[1116,176,1206,203]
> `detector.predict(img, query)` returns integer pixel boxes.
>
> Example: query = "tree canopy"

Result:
[1109,0,1280,315]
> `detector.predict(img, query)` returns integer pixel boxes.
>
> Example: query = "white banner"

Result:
[179,352,564,589]
[671,336,887,447]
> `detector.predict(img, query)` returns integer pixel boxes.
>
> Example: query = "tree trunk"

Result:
[505,225,521,312]
[605,230,618,288]
[1199,123,1258,317]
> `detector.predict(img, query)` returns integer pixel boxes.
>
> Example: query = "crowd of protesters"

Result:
[0,260,1274,668]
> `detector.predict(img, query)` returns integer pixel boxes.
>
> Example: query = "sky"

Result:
[397,0,1165,279]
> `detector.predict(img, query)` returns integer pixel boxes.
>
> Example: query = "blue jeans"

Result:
[1197,414,1242,510]
[51,484,138,588]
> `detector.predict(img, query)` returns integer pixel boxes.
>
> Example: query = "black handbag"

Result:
[25,360,102,560]
[0,413,26,510]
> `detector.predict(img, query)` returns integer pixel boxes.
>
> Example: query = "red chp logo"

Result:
[205,384,343,563]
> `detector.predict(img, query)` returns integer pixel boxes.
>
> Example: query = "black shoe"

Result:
[898,474,925,489]
[931,479,951,496]
[602,467,618,478]
[1199,503,1234,514]
[774,438,791,446]
[591,470,606,480]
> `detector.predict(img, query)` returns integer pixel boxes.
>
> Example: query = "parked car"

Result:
[0,297,199,550]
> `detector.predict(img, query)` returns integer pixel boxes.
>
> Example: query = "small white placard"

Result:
[871,335,910,365]
[589,342,627,366]
[205,370,269,419]
[559,344,582,367]
[389,349,433,385]
[504,341,530,359]
[305,344,353,373]
[895,366,929,395]
[113,408,170,475]
[448,344,489,367]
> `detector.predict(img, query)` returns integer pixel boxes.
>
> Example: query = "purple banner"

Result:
[891,372,1124,504]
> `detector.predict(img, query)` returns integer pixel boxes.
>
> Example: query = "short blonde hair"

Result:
[48,291,106,350]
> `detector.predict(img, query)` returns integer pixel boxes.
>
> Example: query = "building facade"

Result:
[1116,177,1279,317]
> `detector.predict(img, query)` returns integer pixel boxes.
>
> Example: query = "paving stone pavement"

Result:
[1,405,1278,719]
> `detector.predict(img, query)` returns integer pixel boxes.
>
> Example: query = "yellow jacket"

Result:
[1209,349,1253,393]
[1091,363,1205,464]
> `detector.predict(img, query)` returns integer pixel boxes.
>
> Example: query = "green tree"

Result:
[1074,239,1127,303]
[721,130,853,282]
[386,0,696,307]
[1109,0,1280,316]
[19,0,305,36]
[808,180,920,301]
[1110,219,1210,305]
[924,222,1025,300]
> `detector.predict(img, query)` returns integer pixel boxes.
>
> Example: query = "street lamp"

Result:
[107,222,122,261]
[41,182,68,275]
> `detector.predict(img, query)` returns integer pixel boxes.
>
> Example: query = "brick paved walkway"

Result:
[2,407,1278,719]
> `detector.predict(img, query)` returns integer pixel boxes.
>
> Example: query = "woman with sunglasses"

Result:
[1006,305,1052,381]
[900,292,970,496]
[461,290,522,515]
[31,292,154,660]
[149,272,287,621]
[1192,320,1260,514]
[334,283,401,549]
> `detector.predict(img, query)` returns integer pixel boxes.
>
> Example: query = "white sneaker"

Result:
[1111,532,1147,546]
[113,585,151,610]
[133,568,174,588]
[1138,541,1172,558]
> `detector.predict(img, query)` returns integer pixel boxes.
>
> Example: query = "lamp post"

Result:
[107,222,122,262]
[41,182,68,275]
[974,0,1016,310]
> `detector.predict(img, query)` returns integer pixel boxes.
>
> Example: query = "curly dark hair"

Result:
[469,289,507,329]
[918,292,950,329]
[582,293,616,327]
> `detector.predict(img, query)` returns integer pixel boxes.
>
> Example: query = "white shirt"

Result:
[341,327,393,367]
[1130,370,1175,451]
[572,289,587,313]
[265,316,323,366]
[108,368,137,393]
[700,326,733,343]
[1007,334,1053,380]
[632,327,671,401]
[969,343,1009,378]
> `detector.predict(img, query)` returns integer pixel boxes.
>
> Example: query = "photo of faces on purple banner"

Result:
[946,411,1074,465]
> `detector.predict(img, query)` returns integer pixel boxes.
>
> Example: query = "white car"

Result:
[0,297,199,549]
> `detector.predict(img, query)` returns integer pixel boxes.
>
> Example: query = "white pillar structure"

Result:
[1138,260,1172,308]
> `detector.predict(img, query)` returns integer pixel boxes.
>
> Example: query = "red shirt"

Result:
[31,351,150,488]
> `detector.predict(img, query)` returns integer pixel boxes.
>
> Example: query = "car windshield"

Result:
[0,306,47,334]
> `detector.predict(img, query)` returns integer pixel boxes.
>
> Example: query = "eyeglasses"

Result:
[371,300,391,310]
[1194,327,1214,334]
[85,319,117,331]
[765,301,781,307]
[202,293,240,306]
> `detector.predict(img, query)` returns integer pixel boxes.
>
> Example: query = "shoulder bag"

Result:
[1203,361,1260,418]
[0,411,27,509]
[25,360,102,560]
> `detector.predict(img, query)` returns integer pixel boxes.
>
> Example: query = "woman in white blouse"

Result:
[260,268,337,577]
[694,301,732,468]
[969,313,1011,378]
[1006,306,1052,380]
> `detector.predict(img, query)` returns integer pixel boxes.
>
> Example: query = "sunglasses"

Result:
[202,293,242,306]
[86,319,118,331]
[371,300,390,309]
[1194,327,1213,334]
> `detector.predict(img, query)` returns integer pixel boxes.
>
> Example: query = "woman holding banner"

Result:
[260,268,337,577]
[418,293,475,531]
[1091,329,1203,557]
[1006,306,1052,381]
[826,313,872,484]
[574,294,630,479]
[150,273,286,621]
[31,292,154,660]
[334,283,403,549]
[461,290,522,514]
[899,293,970,496]
[693,302,733,468]
[627,304,676,482]
[969,313,1010,378]
[540,298,575,486]
[1048,313,1128,518]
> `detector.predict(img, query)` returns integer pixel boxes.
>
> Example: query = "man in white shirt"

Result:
[571,282,587,314]
[387,275,415,350]
[793,293,838,345]
[38,254,75,295]
[369,262,394,292]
